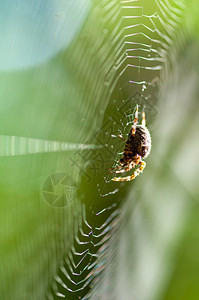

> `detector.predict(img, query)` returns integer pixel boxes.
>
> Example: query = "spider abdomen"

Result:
[125,125,151,159]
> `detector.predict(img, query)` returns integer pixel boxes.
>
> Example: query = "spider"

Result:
[110,104,151,182]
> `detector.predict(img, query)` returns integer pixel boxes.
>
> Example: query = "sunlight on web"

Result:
[47,0,186,299]
[0,135,102,156]
[47,203,121,299]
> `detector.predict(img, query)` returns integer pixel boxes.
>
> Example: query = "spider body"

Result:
[123,125,151,161]
[110,105,151,182]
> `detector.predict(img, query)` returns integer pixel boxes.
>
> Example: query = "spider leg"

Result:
[111,164,132,174]
[108,160,125,172]
[108,165,123,172]
[110,154,140,173]
[118,134,125,141]
[111,134,125,141]
[118,129,126,141]
[132,104,139,135]
[142,108,146,127]
[111,161,146,182]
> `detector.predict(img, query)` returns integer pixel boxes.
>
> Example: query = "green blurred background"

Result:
[0,0,199,299]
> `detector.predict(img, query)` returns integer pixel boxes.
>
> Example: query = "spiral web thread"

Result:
[46,0,186,299]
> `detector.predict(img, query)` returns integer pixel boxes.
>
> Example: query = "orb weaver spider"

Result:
[110,105,151,182]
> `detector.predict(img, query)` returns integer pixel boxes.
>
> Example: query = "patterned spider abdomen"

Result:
[124,125,151,159]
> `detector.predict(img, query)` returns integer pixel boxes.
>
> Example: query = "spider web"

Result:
[45,1,186,300]
[0,1,189,300]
